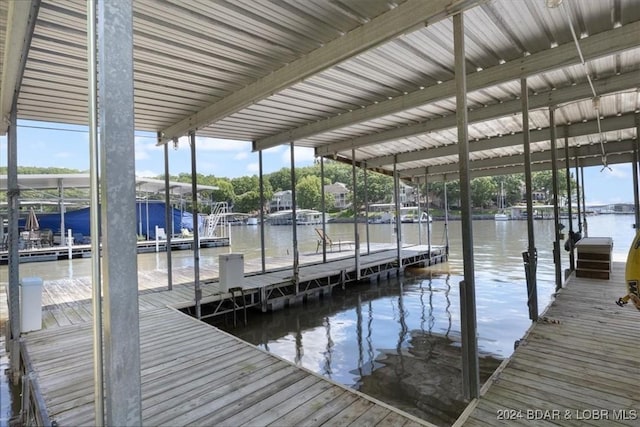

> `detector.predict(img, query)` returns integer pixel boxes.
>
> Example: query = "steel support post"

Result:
[162,139,173,290]
[416,179,422,245]
[444,179,450,255]
[290,142,299,291]
[364,162,370,254]
[574,156,582,234]
[5,0,40,385]
[87,1,104,422]
[320,155,327,262]
[564,131,575,271]
[454,12,479,400]
[425,168,432,252]
[521,78,538,321]
[352,149,360,280]
[7,100,20,385]
[393,159,402,272]
[189,131,201,319]
[549,107,563,292]
[581,166,588,237]
[97,0,141,423]
[259,150,266,272]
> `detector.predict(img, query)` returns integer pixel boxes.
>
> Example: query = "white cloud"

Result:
[234,152,249,160]
[280,146,315,165]
[604,164,629,179]
[195,137,251,152]
[135,137,161,161]
[247,162,259,173]
[55,151,73,158]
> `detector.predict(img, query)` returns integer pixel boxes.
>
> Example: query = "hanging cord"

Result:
[562,4,609,170]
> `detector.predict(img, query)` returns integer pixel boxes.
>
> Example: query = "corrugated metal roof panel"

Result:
[1,0,637,177]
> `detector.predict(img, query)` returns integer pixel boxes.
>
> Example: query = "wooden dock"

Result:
[23,306,431,426]
[456,261,640,426]
[6,244,445,426]
[0,236,229,265]
[33,244,445,329]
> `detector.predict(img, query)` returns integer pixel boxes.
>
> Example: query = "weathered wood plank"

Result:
[21,248,443,427]
[461,262,640,426]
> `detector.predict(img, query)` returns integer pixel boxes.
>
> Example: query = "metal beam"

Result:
[0,0,40,135]
[549,107,563,292]
[454,12,479,401]
[258,20,640,151]
[87,1,104,422]
[7,97,20,385]
[366,113,637,167]
[316,71,637,156]
[189,131,201,320]
[400,139,636,177]
[412,149,634,183]
[522,77,537,322]
[158,0,480,144]
[98,0,142,424]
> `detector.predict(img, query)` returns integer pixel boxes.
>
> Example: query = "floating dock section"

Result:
[456,261,640,426]
[0,236,229,265]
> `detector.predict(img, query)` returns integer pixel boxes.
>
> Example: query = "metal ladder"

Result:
[204,202,227,237]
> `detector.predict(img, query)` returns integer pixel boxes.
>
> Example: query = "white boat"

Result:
[495,182,510,221]
[267,209,323,225]
[246,217,258,225]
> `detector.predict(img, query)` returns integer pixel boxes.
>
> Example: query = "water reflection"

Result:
[220,272,503,426]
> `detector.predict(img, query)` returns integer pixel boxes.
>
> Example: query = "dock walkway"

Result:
[36,244,443,329]
[7,244,444,426]
[457,261,639,426]
[24,306,431,426]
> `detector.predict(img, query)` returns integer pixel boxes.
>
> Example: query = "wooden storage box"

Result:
[575,237,613,280]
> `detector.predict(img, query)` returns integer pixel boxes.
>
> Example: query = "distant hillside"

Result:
[0,166,86,174]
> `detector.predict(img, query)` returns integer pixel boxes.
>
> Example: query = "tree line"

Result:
[1,164,576,214]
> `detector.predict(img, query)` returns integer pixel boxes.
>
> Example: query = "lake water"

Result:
[1,214,635,425]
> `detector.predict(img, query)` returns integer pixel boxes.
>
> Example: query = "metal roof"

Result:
[0,174,218,196]
[1,0,638,182]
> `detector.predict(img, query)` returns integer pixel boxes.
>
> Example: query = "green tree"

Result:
[210,178,235,206]
[231,176,257,196]
[470,177,497,208]
[532,170,571,203]
[430,180,460,209]
[234,191,261,213]
[296,175,322,209]
[267,167,292,192]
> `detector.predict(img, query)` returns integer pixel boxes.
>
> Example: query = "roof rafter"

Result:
[415,150,635,183]
[255,20,640,151]
[316,70,638,156]
[158,0,481,145]
[0,0,40,134]
[365,113,637,167]
[400,139,636,178]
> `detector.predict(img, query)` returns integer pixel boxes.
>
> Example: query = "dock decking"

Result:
[35,244,444,329]
[457,261,640,426]
[24,306,431,426]
[8,244,445,426]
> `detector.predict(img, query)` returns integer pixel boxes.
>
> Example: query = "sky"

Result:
[0,120,635,206]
